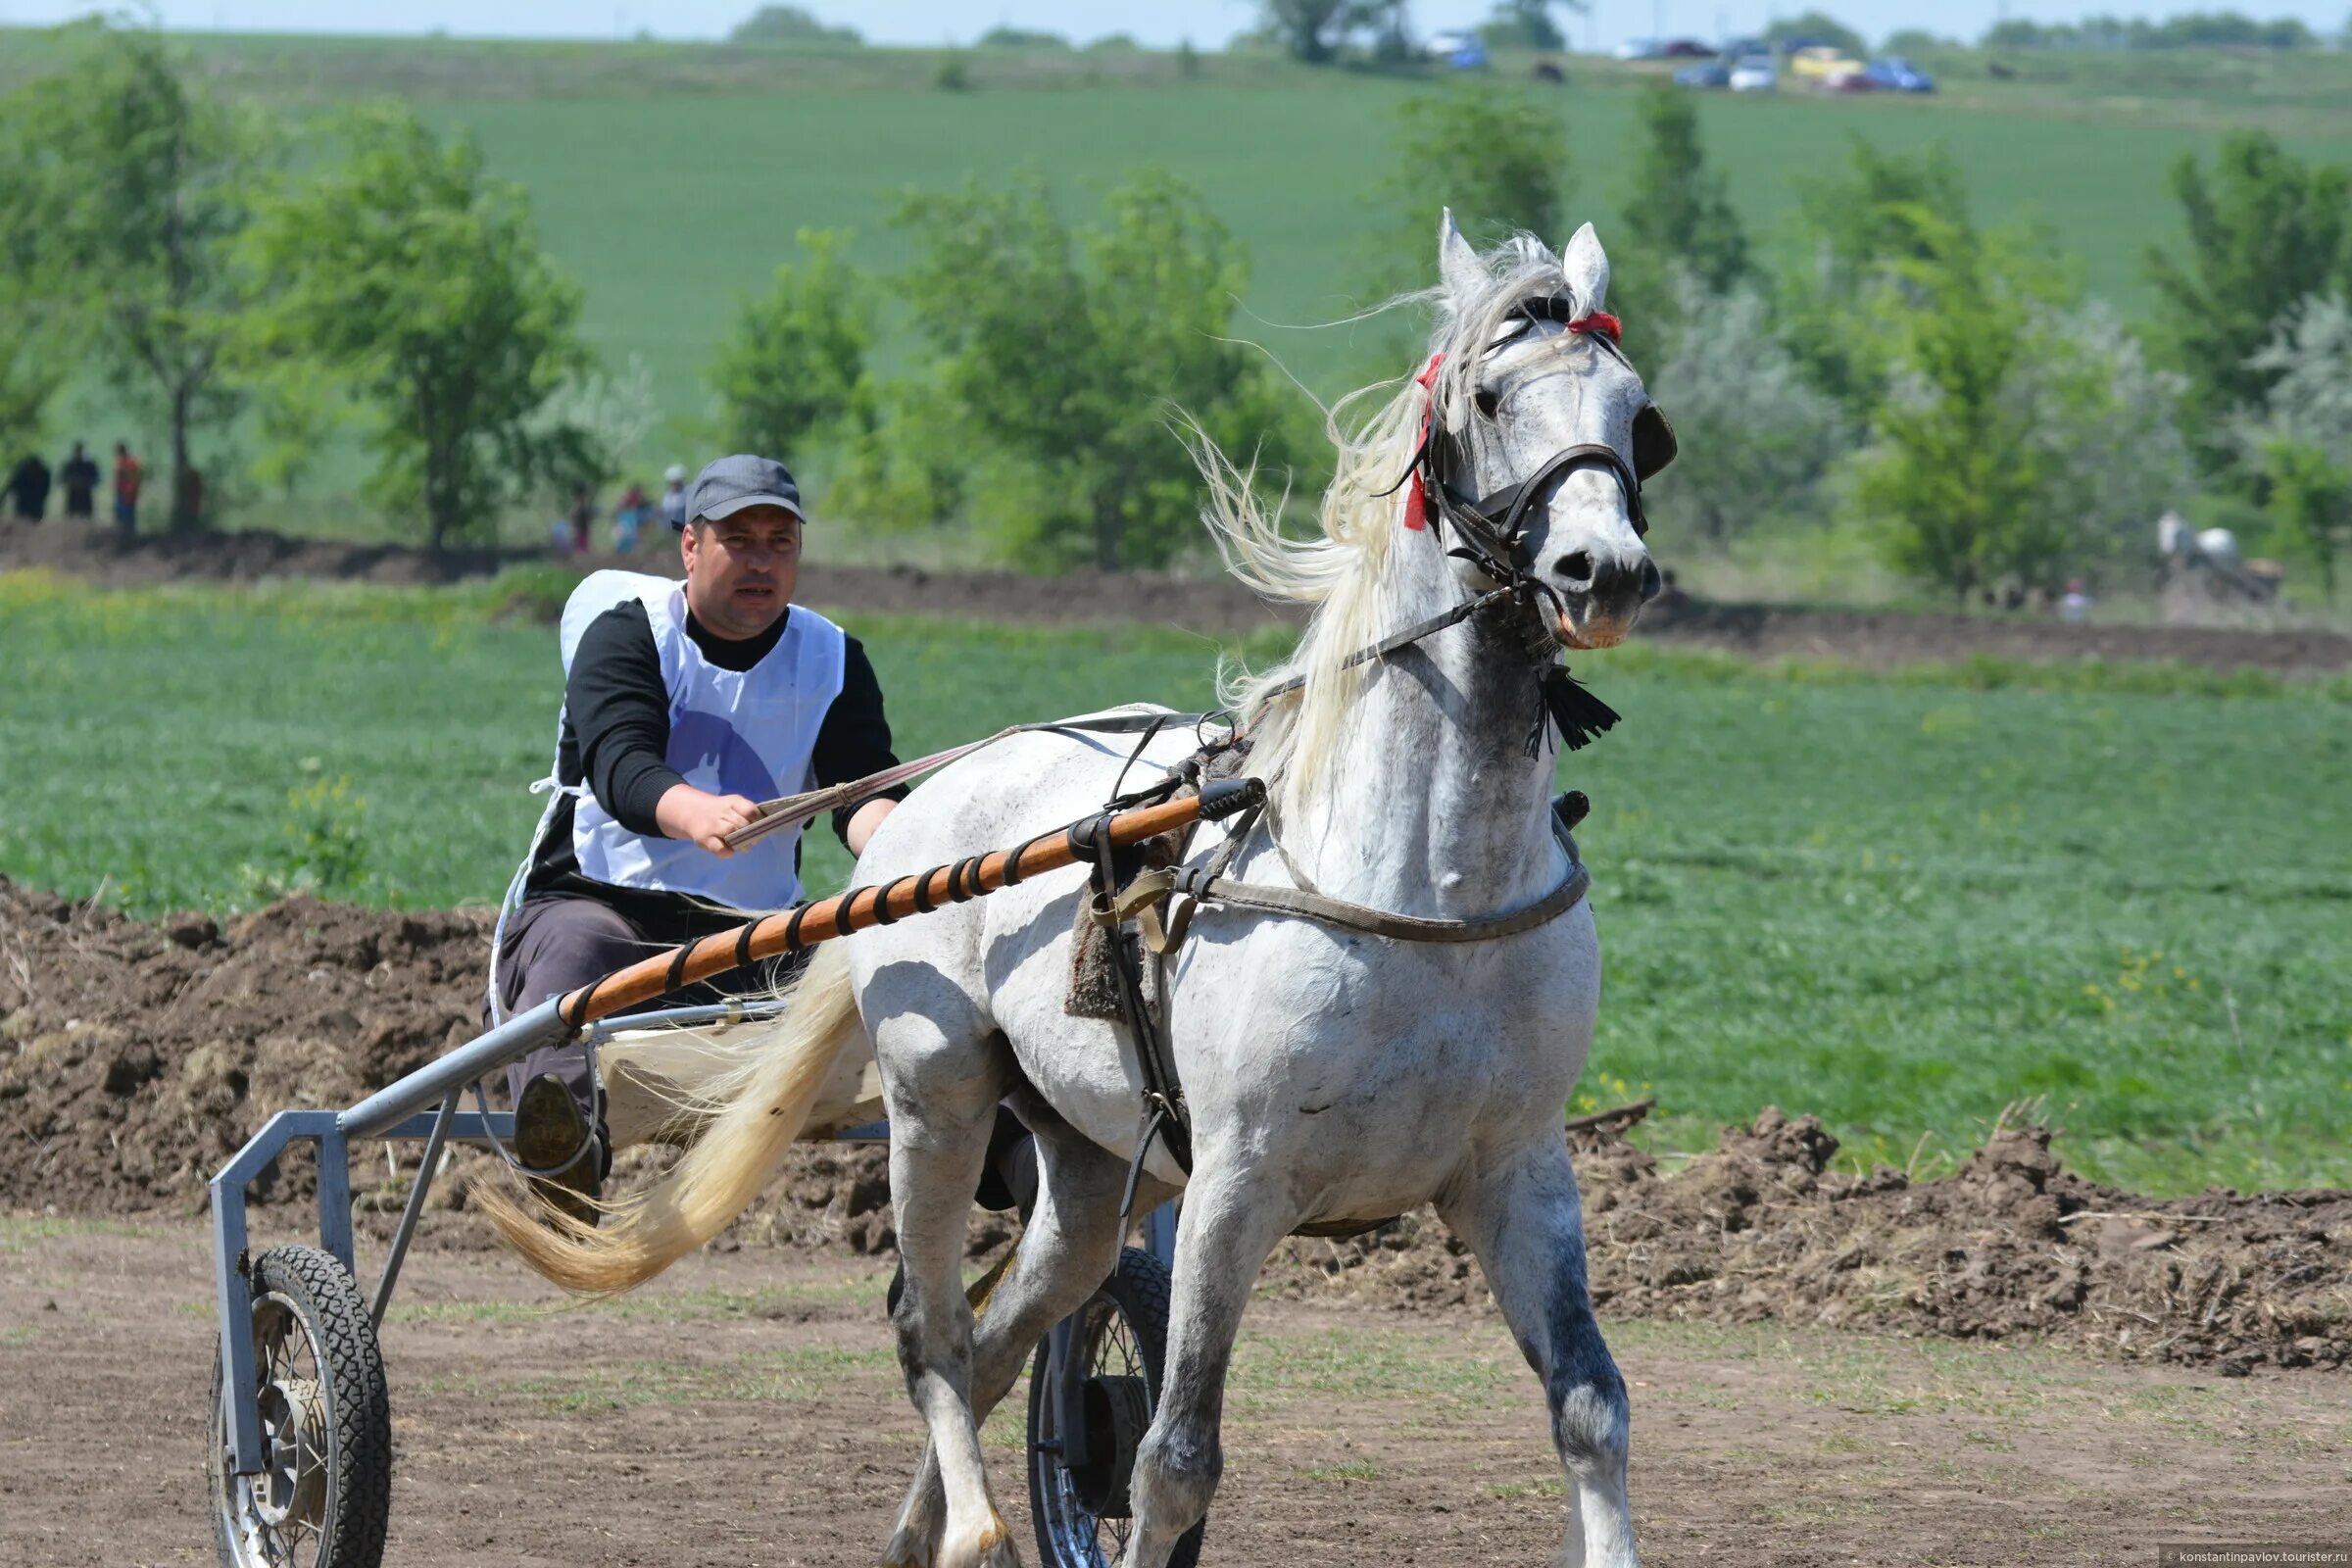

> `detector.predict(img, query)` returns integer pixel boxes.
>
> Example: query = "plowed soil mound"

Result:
[4,881,2345,1372]
[1267,1107,2352,1374]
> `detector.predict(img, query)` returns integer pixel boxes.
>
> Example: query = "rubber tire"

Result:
[208,1246,393,1568]
[1026,1246,1205,1568]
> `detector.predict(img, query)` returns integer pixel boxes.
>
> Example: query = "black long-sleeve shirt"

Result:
[525,600,907,939]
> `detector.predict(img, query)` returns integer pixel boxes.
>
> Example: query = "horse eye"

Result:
[1473,386,1501,418]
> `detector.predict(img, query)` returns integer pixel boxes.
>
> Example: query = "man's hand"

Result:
[845,797,898,858]
[655,784,761,858]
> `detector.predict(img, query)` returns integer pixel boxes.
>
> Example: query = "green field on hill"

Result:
[431,84,2312,413]
[17,27,2352,528]
[4,570,2346,1197]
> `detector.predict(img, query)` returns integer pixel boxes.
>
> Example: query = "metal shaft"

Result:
[558,777,1264,1029]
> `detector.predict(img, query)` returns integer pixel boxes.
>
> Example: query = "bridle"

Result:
[1370,291,1680,753]
[1402,294,1674,595]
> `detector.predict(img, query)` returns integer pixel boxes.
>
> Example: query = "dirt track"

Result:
[8,1220,2350,1568]
[6,880,2350,1377]
[7,517,2350,675]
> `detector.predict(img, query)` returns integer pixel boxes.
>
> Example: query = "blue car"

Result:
[1863,56,1936,92]
[1673,60,1732,88]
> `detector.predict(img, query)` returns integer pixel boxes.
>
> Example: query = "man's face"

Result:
[681,505,802,640]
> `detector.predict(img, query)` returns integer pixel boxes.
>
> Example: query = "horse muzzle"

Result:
[1546,548,1660,650]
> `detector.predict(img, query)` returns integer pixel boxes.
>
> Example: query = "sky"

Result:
[2,0,2346,54]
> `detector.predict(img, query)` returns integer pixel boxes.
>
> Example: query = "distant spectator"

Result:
[661,464,689,532]
[60,442,98,520]
[112,442,143,535]
[612,481,648,554]
[6,452,50,521]
[2060,578,2092,623]
[567,484,594,555]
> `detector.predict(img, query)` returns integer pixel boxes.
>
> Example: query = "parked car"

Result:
[1818,66,1880,91]
[1727,55,1779,90]
[1660,37,1715,56]
[1423,29,1489,69]
[1673,59,1732,87]
[1613,36,1664,60]
[1788,44,1862,79]
[1863,55,1936,91]
[1718,35,1770,59]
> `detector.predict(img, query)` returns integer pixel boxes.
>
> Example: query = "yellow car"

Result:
[1788,44,1863,79]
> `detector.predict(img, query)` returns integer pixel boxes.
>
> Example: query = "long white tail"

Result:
[480,942,864,1297]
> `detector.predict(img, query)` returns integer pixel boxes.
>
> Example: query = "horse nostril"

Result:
[1555,550,1595,588]
[1639,561,1662,602]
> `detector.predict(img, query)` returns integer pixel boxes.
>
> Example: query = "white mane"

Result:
[1191,237,1572,808]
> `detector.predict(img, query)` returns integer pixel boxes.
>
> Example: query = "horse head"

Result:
[1427,212,1670,650]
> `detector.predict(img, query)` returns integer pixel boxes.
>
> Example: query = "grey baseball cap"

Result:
[681,454,804,529]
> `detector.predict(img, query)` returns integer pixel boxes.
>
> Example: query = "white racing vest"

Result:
[559,570,845,912]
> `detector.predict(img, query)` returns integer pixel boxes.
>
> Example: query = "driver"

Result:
[492,454,905,1221]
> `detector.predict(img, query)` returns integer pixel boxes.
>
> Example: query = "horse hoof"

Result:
[941,1509,1020,1568]
[880,1525,932,1568]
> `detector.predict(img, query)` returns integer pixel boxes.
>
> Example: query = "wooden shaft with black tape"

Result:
[557,776,1266,1029]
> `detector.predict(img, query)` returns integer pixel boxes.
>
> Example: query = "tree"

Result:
[1621,83,1748,295]
[977,26,1070,49]
[1482,0,1581,51]
[243,106,594,551]
[1262,0,1354,62]
[2236,295,2352,599]
[1374,87,1566,294]
[1778,138,1972,414]
[880,168,1299,571]
[1882,28,1954,53]
[2,26,276,532]
[0,135,72,459]
[1258,0,1408,63]
[2259,439,2350,602]
[1845,209,2065,601]
[708,228,875,466]
[728,6,860,45]
[1645,270,1840,542]
[2146,132,2350,475]
[2013,299,2194,579]
[1764,11,1867,54]
[526,354,660,498]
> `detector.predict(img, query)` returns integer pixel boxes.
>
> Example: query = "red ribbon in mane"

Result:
[1402,310,1623,531]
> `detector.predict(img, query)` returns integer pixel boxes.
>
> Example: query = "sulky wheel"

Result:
[207,1246,393,1568]
[1026,1246,1203,1568]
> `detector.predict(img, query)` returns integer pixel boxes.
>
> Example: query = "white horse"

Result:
[492,215,1666,1568]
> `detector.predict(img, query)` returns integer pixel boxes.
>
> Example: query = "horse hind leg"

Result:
[889,1119,1146,1567]
[1440,1141,1639,1568]
[874,1004,1021,1568]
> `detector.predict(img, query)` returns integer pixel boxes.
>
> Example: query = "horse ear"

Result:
[1633,401,1678,482]
[1560,221,1610,316]
[1438,209,1486,302]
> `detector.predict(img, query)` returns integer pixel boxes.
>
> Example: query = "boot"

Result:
[514,1072,604,1229]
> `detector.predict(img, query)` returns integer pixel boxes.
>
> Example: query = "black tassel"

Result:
[1540,665,1622,753]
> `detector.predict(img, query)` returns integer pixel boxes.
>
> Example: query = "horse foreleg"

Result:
[879,1024,1016,1568]
[1441,1141,1639,1568]
[1120,1164,1292,1568]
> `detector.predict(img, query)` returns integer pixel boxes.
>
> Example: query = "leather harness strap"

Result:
[1114,817,1591,951]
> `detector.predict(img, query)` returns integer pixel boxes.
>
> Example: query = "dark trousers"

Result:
[490,893,803,1126]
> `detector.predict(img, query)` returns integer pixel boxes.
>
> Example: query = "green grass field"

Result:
[19,28,2352,534]
[4,569,2345,1197]
[432,83,2311,412]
